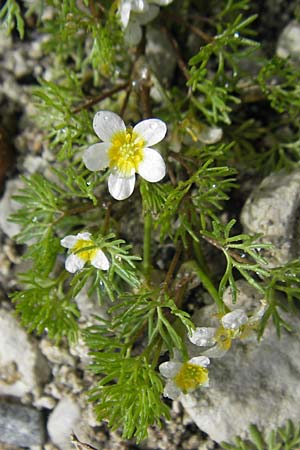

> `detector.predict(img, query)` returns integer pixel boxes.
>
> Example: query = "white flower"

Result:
[159,356,210,400]
[118,0,174,45]
[83,110,167,200]
[188,309,250,358]
[61,232,110,273]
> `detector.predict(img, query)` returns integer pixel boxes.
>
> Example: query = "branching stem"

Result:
[72,82,129,114]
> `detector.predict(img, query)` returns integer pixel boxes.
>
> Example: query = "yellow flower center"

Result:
[72,239,97,262]
[215,327,233,351]
[108,128,145,176]
[174,363,208,393]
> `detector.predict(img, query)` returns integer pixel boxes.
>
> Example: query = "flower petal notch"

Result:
[61,232,110,273]
[83,110,167,201]
[159,356,210,400]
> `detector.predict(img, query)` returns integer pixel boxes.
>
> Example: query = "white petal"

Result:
[83,143,109,171]
[159,361,181,379]
[65,254,85,273]
[124,21,142,46]
[76,232,92,241]
[189,356,210,368]
[93,111,125,142]
[137,148,166,182]
[133,118,167,146]
[60,235,78,249]
[119,0,131,28]
[137,5,159,25]
[91,250,110,271]
[189,327,216,347]
[108,172,136,200]
[163,380,182,400]
[221,309,248,330]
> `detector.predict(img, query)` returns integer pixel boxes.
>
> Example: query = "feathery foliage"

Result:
[2,0,300,443]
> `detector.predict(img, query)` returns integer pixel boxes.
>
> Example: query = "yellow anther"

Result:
[174,363,208,393]
[108,129,145,176]
[215,327,233,351]
[72,239,97,262]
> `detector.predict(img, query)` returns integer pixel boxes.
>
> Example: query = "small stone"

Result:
[0,179,24,238]
[23,155,47,174]
[0,401,45,447]
[0,309,50,398]
[198,125,223,144]
[277,20,300,62]
[47,397,81,450]
[33,396,57,410]
[39,339,75,366]
[240,170,300,266]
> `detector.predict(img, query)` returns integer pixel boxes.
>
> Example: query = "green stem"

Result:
[189,260,225,313]
[192,239,209,275]
[143,211,152,280]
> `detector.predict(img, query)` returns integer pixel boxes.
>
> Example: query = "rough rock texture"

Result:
[47,396,82,449]
[223,279,264,312]
[0,179,24,238]
[0,309,50,398]
[276,20,300,62]
[0,401,45,446]
[181,297,300,444]
[240,170,300,266]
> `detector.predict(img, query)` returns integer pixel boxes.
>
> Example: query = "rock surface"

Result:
[0,401,45,446]
[0,309,50,398]
[181,298,300,444]
[47,396,81,449]
[0,179,24,239]
[240,170,300,266]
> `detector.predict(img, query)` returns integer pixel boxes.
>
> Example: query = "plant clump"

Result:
[1,0,300,443]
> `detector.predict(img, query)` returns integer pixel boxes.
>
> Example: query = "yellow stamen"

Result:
[72,239,97,262]
[215,327,233,351]
[174,363,208,393]
[108,128,145,176]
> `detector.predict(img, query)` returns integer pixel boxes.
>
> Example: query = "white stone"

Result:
[240,170,300,266]
[39,339,75,366]
[277,20,300,62]
[182,306,300,443]
[0,179,24,238]
[23,155,47,174]
[0,309,50,398]
[47,397,81,450]
[34,395,57,410]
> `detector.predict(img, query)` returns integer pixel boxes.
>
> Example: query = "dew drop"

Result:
[234,32,240,38]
